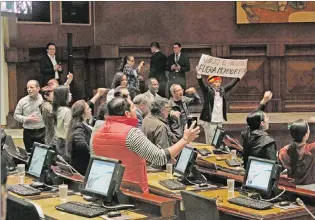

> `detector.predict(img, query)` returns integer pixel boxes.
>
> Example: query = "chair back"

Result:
[7,194,41,220]
[181,190,220,220]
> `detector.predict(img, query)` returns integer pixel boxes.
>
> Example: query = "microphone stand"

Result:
[57,155,84,178]
[296,198,315,219]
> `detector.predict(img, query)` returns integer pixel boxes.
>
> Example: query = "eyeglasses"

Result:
[48,48,55,50]
[174,89,183,92]
[129,60,135,62]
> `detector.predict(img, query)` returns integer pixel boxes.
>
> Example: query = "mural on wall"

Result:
[236,1,315,24]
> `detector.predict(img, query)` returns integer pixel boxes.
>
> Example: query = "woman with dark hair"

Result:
[242,91,276,166]
[106,72,128,103]
[278,120,315,185]
[119,55,144,94]
[66,100,92,175]
[40,86,55,146]
[52,85,71,159]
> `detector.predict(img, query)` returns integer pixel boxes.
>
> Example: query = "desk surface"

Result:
[147,172,314,220]
[191,143,315,199]
[34,195,153,220]
[148,172,197,200]
[6,175,171,219]
[197,189,310,220]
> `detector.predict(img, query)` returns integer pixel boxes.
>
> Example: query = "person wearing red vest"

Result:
[93,96,200,193]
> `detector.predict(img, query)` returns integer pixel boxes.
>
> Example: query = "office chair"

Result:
[181,190,220,220]
[4,135,16,149]
[7,194,41,220]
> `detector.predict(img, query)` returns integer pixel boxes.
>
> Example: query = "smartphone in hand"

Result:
[187,116,198,128]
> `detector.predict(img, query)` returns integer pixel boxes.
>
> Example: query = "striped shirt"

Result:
[126,128,171,166]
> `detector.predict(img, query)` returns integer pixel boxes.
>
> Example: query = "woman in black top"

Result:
[65,100,92,175]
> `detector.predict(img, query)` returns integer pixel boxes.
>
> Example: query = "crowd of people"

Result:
[12,41,315,193]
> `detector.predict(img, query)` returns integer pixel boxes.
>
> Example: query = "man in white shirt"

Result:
[40,42,63,86]
[14,80,45,152]
[196,67,241,145]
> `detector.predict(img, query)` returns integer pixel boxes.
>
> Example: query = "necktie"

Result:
[175,54,179,63]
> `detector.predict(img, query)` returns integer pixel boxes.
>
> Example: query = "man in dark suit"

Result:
[149,42,167,97]
[40,42,63,86]
[167,42,190,93]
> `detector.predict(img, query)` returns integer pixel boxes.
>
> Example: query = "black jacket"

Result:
[149,51,167,81]
[70,122,92,175]
[241,104,277,167]
[166,53,190,88]
[168,93,200,141]
[40,54,63,86]
[198,77,240,122]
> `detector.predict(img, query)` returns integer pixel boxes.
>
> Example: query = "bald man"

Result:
[14,80,45,152]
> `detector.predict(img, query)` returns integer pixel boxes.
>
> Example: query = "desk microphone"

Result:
[56,155,84,178]
[296,198,315,219]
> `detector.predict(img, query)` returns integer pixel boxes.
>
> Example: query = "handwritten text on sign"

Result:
[197,54,248,79]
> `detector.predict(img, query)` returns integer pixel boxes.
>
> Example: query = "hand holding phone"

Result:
[187,117,198,128]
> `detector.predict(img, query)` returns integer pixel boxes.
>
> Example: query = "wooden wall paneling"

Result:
[282,55,315,112]
[228,56,267,113]
[94,59,105,88]
[6,63,19,128]
[87,59,96,96]
[267,44,285,112]
[104,59,116,88]
[269,58,281,112]
[182,46,212,98]
[280,55,287,112]
[229,45,267,57]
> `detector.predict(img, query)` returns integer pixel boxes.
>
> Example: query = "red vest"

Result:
[93,116,149,193]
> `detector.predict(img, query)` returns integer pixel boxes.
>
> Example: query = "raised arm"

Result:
[185,87,201,105]
[256,91,273,112]
[224,77,240,93]
[89,88,109,106]
[196,66,210,94]
[64,72,73,87]
[126,122,200,166]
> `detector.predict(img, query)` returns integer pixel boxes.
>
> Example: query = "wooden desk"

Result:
[147,172,210,200]
[33,195,161,220]
[197,189,314,220]
[147,172,315,219]
[7,174,176,219]
[7,175,77,200]
[192,143,315,200]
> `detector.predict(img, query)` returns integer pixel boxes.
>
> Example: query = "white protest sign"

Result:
[197,54,248,79]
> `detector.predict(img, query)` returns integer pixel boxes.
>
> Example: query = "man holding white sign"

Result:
[196,54,247,144]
